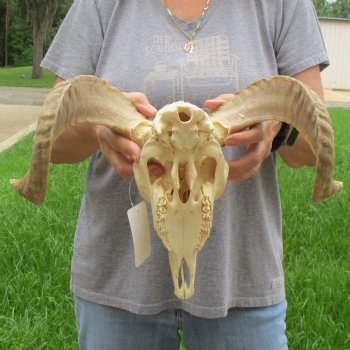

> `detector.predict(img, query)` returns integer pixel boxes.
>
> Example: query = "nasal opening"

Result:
[177,259,191,291]
[178,162,190,203]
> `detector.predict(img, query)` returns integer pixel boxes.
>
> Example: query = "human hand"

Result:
[205,94,282,182]
[95,92,161,177]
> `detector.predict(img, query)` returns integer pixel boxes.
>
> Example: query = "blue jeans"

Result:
[74,296,288,350]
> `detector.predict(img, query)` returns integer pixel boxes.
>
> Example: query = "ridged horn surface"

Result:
[211,75,343,202]
[10,75,152,204]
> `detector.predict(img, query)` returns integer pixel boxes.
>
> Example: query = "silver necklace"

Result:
[164,0,212,53]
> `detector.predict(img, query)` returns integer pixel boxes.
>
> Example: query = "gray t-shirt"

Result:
[41,0,328,318]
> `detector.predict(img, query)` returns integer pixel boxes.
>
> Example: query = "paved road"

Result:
[0,85,349,152]
[324,89,350,107]
[0,86,49,150]
[0,86,50,106]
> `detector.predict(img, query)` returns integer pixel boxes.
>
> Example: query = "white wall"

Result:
[319,18,350,90]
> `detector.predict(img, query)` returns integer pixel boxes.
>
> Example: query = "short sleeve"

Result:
[275,0,329,76]
[41,0,104,79]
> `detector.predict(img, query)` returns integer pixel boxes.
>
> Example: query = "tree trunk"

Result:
[32,11,45,79]
[4,0,10,66]
[30,1,58,79]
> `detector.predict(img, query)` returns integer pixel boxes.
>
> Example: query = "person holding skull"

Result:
[41,0,329,348]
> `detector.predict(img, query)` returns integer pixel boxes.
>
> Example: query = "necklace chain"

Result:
[164,0,212,53]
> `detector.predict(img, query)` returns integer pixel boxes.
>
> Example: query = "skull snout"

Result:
[175,259,194,300]
[169,251,196,300]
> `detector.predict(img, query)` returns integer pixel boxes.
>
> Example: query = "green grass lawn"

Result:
[0,66,55,88]
[280,108,350,349]
[0,108,349,349]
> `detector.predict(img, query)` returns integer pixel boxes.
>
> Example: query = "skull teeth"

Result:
[156,196,171,250]
[202,205,211,213]
[195,196,213,251]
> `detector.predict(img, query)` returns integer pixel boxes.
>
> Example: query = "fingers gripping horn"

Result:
[10,75,153,204]
[211,75,343,202]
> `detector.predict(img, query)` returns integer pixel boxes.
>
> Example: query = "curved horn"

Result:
[211,75,343,202]
[10,75,152,204]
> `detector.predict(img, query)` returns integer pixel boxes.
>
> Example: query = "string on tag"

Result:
[128,177,135,207]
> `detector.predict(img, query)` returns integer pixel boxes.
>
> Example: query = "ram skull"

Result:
[10,75,343,300]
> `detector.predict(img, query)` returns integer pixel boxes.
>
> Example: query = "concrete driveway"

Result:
[0,85,349,152]
[0,86,50,106]
[324,89,350,107]
[0,86,49,151]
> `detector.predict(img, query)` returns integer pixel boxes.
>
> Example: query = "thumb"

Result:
[124,92,157,117]
[136,102,158,117]
[204,93,234,110]
[204,99,228,110]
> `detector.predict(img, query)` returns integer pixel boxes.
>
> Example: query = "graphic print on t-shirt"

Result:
[143,34,240,102]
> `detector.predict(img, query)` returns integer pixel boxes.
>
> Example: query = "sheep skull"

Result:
[133,102,228,299]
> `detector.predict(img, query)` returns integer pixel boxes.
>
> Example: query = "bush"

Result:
[8,17,33,67]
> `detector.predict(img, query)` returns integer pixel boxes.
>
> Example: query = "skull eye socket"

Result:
[147,158,164,184]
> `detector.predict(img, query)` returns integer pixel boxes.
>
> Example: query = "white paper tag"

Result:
[127,201,151,268]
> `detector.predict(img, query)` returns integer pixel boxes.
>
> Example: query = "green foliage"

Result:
[0,108,349,348]
[313,0,350,18]
[0,0,8,65]
[0,0,73,68]
[331,0,350,18]
[8,16,33,67]
[313,0,332,16]
[0,3,4,53]
[0,0,33,67]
